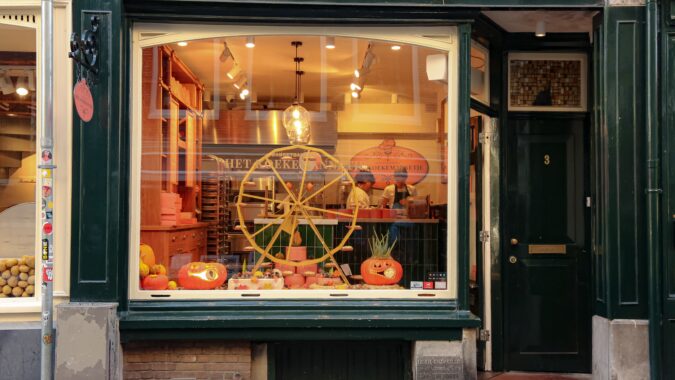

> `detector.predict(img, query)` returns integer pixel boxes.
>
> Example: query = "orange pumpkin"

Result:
[360,231,403,286]
[177,262,227,290]
[139,244,156,267]
[142,274,169,290]
[360,257,403,285]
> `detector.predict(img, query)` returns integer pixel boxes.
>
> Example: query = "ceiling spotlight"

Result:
[246,36,255,48]
[239,88,250,100]
[535,21,546,37]
[351,91,360,99]
[27,72,35,91]
[233,75,247,89]
[220,42,232,63]
[177,41,188,47]
[15,77,28,96]
[362,49,375,70]
[325,36,336,49]
[0,73,14,95]
[227,64,241,79]
[391,45,401,51]
[350,82,361,91]
[354,69,360,78]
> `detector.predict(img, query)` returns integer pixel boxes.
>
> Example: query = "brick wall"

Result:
[123,340,252,380]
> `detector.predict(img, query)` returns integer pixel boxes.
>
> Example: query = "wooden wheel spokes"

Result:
[300,174,343,205]
[240,192,291,205]
[266,158,302,204]
[238,145,359,288]
[303,205,353,218]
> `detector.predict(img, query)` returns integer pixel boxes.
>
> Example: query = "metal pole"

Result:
[40,0,55,379]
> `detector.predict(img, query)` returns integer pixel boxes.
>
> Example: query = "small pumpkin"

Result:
[140,244,156,267]
[167,280,178,290]
[177,262,227,290]
[142,274,169,290]
[150,264,167,275]
[139,262,150,278]
[360,231,403,286]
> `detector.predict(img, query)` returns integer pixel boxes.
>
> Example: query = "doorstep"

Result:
[478,372,591,380]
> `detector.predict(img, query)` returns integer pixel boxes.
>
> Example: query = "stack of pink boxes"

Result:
[276,246,318,289]
[160,192,183,226]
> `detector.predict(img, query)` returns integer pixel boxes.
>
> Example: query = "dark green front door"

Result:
[504,115,591,373]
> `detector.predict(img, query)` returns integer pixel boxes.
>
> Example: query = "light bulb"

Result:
[354,69,360,78]
[227,64,241,79]
[282,104,311,145]
[535,21,546,37]
[391,45,401,51]
[16,87,28,96]
[246,36,255,48]
[325,36,336,49]
[15,76,28,96]
[350,83,361,91]
[177,41,188,47]
[351,91,360,99]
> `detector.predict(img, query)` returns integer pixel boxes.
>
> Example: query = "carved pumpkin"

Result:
[360,258,403,285]
[177,262,227,290]
[360,231,403,286]
[142,274,169,290]
[139,244,156,267]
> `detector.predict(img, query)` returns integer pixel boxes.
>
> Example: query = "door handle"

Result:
[510,238,519,246]
[508,256,518,264]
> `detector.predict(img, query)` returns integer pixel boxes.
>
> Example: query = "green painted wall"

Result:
[592,6,648,320]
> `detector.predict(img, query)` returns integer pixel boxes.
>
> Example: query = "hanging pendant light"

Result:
[283,41,311,145]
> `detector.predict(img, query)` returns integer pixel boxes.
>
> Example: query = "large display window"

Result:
[130,25,459,299]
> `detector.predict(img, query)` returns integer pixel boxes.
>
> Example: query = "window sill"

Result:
[120,299,480,341]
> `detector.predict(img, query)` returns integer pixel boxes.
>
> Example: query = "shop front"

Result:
[58,0,670,379]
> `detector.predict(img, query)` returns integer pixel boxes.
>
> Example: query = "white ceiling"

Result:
[0,24,35,52]
[482,10,596,35]
[166,35,449,106]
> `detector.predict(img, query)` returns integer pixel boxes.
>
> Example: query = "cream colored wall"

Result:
[0,153,36,212]
[0,1,72,318]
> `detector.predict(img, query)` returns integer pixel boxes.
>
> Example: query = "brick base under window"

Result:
[123,340,252,380]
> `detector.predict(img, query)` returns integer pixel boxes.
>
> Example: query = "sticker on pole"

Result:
[73,79,94,122]
[42,264,54,283]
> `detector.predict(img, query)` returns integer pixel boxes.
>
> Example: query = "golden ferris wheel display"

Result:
[236,145,359,284]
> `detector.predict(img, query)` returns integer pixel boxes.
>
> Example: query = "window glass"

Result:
[0,23,38,299]
[135,33,454,298]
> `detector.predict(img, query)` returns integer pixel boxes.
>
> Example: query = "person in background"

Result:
[380,167,417,209]
[347,170,375,209]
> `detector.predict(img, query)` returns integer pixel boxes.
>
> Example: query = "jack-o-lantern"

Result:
[177,262,227,290]
[360,231,403,286]
[142,274,169,290]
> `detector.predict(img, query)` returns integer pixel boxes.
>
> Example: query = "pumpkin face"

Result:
[142,274,169,290]
[360,258,403,285]
[177,262,227,290]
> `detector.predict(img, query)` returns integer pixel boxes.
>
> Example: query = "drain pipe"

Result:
[645,1,661,379]
[39,0,55,379]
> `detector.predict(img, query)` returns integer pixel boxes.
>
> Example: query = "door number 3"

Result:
[544,154,551,166]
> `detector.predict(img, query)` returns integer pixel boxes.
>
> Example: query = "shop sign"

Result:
[349,139,429,190]
[73,79,94,122]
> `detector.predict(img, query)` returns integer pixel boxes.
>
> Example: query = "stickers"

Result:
[41,169,52,178]
[73,79,94,122]
[41,150,52,162]
[42,222,53,235]
[42,186,52,198]
[41,239,49,260]
[423,281,434,289]
[42,262,53,283]
[410,281,424,289]
[434,281,447,290]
